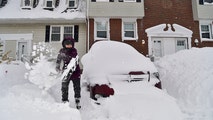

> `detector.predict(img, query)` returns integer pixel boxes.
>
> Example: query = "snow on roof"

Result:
[0,0,86,22]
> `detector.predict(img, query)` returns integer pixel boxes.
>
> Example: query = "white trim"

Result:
[43,0,55,9]
[94,18,110,41]
[124,0,136,2]
[199,20,213,42]
[50,25,74,42]
[67,0,78,8]
[21,0,33,9]
[122,18,138,41]
[16,40,32,60]
[145,24,192,56]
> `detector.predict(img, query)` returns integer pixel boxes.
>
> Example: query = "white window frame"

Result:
[67,0,78,8]
[122,18,138,41]
[124,0,136,2]
[175,39,187,52]
[21,0,33,9]
[50,25,74,42]
[203,0,213,4]
[199,20,213,41]
[44,0,54,8]
[96,0,111,2]
[94,18,109,41]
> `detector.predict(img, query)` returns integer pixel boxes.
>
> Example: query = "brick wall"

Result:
[142,0,200,49]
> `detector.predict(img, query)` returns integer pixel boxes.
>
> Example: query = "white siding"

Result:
[192,0,213,20]
[89,1,144,18]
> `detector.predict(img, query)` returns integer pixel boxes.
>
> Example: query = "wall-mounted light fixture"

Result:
[194,39,199,46]
[142,40,145,44]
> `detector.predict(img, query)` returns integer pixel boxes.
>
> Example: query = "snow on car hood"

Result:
[81,41,158,85]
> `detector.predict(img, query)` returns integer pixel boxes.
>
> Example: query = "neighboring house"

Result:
[87,0,212,60]
[0,0,86,61]
[192,0,213,47]
[87,0,145,52]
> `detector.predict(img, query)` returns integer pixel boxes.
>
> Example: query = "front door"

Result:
[18,42,28,60]
[153,39,162,57]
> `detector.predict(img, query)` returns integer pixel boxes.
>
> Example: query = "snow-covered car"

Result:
[81,41,161,99]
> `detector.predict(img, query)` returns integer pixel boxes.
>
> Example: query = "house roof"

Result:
[0,0,86,24]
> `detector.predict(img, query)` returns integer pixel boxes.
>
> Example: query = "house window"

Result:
[64,26,73,38]
[122,18,138,41]
[24,0,31,6]
[51,26,61,41]
[21,0,32,9]
[204,0,213,4]
[201,25,211,39]
[96,22,107,38]
[68,0,77,8]
[94,19,109,40]
[124,23,135,38]
[124,0,136,2]
[50,26,74,42]
[46,0,53,7]
[176,39,186,52]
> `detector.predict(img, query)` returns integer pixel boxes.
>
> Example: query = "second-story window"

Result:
[201,25,212,39]
[97,22,107,38]
[94,18,109,40]
[124,23,135,38]
[122,18,138,41]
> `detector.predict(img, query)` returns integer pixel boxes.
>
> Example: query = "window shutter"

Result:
[199,0,204,5]
[45,25,50,42]
[91,0,96,2]
[109,0,114,2]
[74,25,79,42]
[136,0,141,2]
[118,0,123,2]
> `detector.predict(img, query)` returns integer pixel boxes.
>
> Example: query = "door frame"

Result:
[17,40,31,60]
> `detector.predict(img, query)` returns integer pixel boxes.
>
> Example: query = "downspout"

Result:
[86,0,90,52]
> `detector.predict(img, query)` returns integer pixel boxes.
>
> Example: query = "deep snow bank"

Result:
[155,47,213,119]
[0,61,81,120]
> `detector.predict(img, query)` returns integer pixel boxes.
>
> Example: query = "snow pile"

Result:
[0,61,81,120]
[81,41,158,85]
[155,47,213,119]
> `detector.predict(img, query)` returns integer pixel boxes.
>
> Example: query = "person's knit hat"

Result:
[62,37,75,48]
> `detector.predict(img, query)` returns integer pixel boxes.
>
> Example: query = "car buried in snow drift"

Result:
[81,41,161,100]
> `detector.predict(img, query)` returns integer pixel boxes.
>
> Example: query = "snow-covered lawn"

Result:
[0,43,212,120]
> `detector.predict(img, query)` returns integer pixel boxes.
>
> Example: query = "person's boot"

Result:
[75,97,81,109]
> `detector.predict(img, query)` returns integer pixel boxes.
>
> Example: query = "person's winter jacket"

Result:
[56,37,81,80]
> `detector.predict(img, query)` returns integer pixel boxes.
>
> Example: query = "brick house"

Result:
[0,0,86,61]
[87,0,213,60]
[192,0,213,47]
